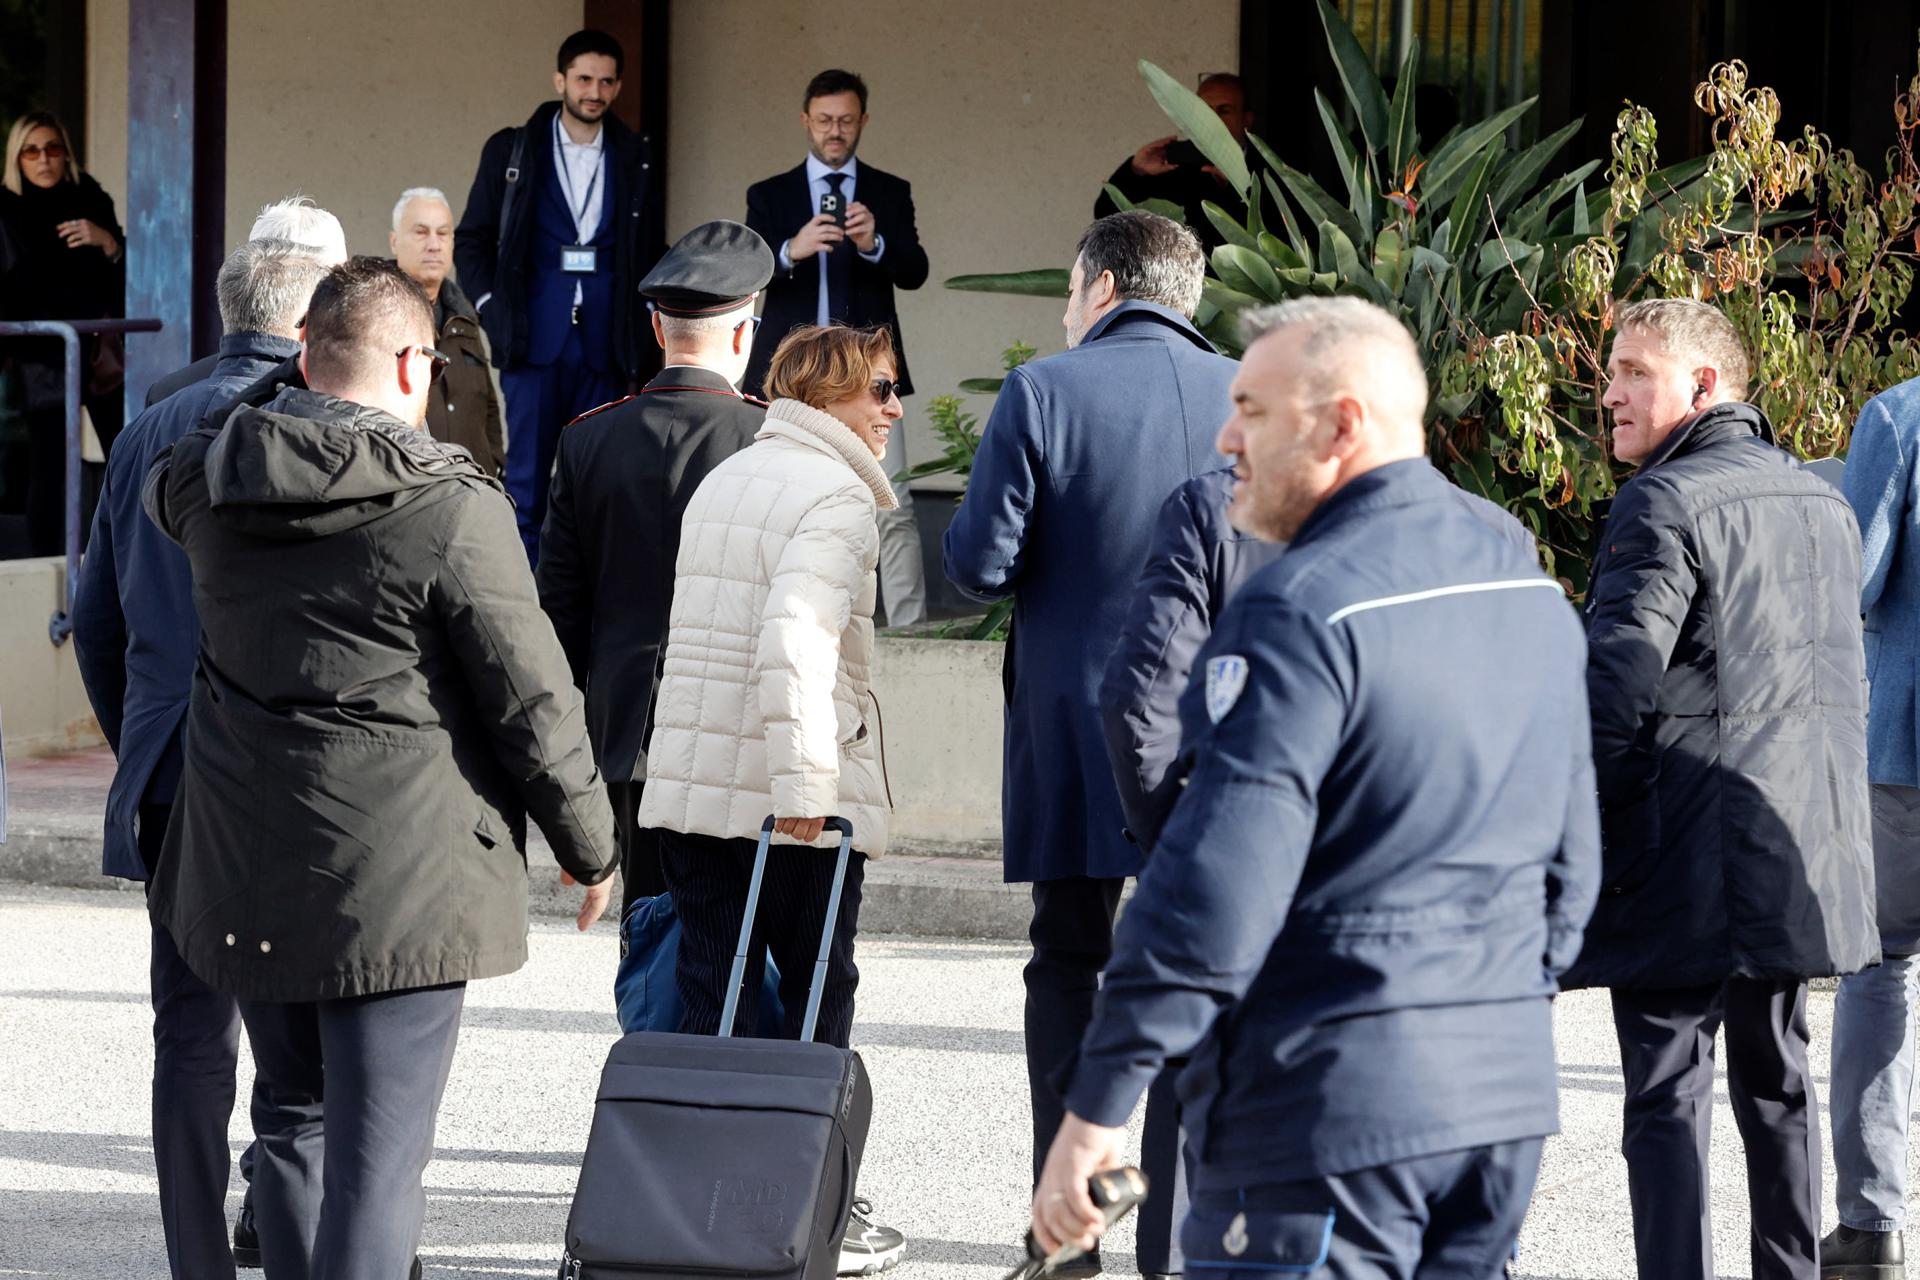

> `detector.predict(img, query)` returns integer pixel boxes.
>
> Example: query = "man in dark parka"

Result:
[1565,298,1876,1280]
[943,211,1235,1278]
[143,258,615,1280]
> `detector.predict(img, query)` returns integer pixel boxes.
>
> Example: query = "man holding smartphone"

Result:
[745,68,931,626]
[1096,72,1258,252]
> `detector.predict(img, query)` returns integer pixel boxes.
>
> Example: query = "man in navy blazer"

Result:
[746,68,930,625]
[455,29,667,565]
[944,210,1235,1278]
[72,239,331,1279]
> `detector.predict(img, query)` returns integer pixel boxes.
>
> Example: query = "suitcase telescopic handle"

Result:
[719,815,856,1043]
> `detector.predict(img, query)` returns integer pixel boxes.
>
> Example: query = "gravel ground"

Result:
[0,883,1893,1278]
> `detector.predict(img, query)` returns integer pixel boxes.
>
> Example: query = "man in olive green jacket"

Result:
[144,258,614,1280]
[391,187,507,474]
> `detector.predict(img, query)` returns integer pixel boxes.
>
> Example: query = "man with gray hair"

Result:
[1032,294,1599,1276]
[143,197,347,407]
[73,239,333,1280]
[945,209,1235,1279]
[1561,297,1875,1280]
[537,220,773,921]
[390,186,505,474]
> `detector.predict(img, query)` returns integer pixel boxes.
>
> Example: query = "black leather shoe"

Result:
[232,1205,262,1268]
[1821,1224,1904,1279]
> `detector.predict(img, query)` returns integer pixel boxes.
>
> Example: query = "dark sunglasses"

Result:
[20,142,68,161]
[870,377,901,404]
[397,344,452,385]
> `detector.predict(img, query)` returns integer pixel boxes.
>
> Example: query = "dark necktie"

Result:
[823,172,852,323]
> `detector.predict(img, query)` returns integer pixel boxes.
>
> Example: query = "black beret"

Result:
[640,220,774,316]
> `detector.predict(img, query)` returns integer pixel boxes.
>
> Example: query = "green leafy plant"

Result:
[947,2,1920,588]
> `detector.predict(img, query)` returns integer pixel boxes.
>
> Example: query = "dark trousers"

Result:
[660,827,866,1049]
[500,328,621,566]
[141,802,244,1280]
[240,983,465,1280]
[1610,978,1820,1280]
[1026,877,1188,1274]
[1186,1138,1542,1280]
[612,781,667,917]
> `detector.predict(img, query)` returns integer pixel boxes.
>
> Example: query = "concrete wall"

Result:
[666,0,1240,485]
[870,637,1004,853]
[0,559,104,758]
[86,0,1239,478]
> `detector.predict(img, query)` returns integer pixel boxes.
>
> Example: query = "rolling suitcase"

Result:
[561,815,873,1280]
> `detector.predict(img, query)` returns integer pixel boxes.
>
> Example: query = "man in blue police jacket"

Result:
[1032,297,1601,1277]
[945,210,1234,1279]
[72,239,331,1279]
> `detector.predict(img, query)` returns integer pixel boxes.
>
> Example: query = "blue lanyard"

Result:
[552,113,603,241]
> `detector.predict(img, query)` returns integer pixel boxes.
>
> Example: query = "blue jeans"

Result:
[1832,953,1920,1231]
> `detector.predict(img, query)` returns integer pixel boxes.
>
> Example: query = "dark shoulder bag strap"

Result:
[497,126,529,258]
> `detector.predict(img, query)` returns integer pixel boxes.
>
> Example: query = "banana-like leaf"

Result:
[1212,247,1267,299]
[1374,226,1408,294]
[1572,180,1590,235]
[957,377,1006,394]
[1421,98,1538,209]
[945,270,1071,297]
[1317,221,1364,284]
[1316,0,1388,156]
[1314,88,1365,215]
[1202,277,1266,312]
[1387,40,1420,178]
[1446,146,1503,264]
[1477,236,1541,279]
[968,598,1014,641]
[1202,202,1260,252]
[1259,231,1306,271]
[1492,119,1582,214]
[1139,59,1252,196]
[1100,183,1135,213]
[1136,197,1190,222]
[1216,244,1288,301]
[1508,161,1602,240]
[1276,163,1368,254]
[1263,168,1311,260]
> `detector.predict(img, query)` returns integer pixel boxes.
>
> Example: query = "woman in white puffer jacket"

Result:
[639,323,901,1051]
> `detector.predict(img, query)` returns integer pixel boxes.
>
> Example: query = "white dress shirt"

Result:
[554,113,607,307]
[778,153,886,326]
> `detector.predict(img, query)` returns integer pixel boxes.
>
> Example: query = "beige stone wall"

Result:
[0,560,104,757]
[666,0,1240,483]
[84,0,1239,474]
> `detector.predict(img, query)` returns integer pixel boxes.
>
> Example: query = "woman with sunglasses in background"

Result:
[638,321,908,1275]
[0,110,126,556]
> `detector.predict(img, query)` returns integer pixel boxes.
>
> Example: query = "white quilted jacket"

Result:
[638,398,899,855]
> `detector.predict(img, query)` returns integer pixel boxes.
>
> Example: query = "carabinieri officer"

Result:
[1032,296,1601,1278]
[537,219,775,916]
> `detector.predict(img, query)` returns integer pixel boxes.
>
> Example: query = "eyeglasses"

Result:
[20,142,68,161]
[870,378,900,404]
[397,344,452,386]
[737,314,763,339]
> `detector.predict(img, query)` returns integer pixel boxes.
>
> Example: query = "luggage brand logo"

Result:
[709,1177,788,1235]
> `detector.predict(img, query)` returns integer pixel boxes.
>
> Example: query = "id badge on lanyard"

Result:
[555,114,603,275]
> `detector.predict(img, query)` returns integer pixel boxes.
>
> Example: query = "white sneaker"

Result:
[837,1198,906,1275]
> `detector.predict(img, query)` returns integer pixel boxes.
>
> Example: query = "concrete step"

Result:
[0,749,1028,939]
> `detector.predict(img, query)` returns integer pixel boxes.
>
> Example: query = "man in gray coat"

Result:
[1830,378,1920,1277]
[145,257,616,1280]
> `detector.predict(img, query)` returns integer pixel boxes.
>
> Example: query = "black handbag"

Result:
[560,816,872,1280]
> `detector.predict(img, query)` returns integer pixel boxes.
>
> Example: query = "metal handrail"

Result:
[0,317,164,644]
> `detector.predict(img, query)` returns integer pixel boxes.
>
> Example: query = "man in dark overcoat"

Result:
[1566,298,1877,1280]
[538,220,774,916]
[943,210,1235,1278]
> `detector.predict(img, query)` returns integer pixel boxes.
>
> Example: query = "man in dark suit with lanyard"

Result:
[537,221,774,917]
[745,68,931,626]
[456,28,666,565]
